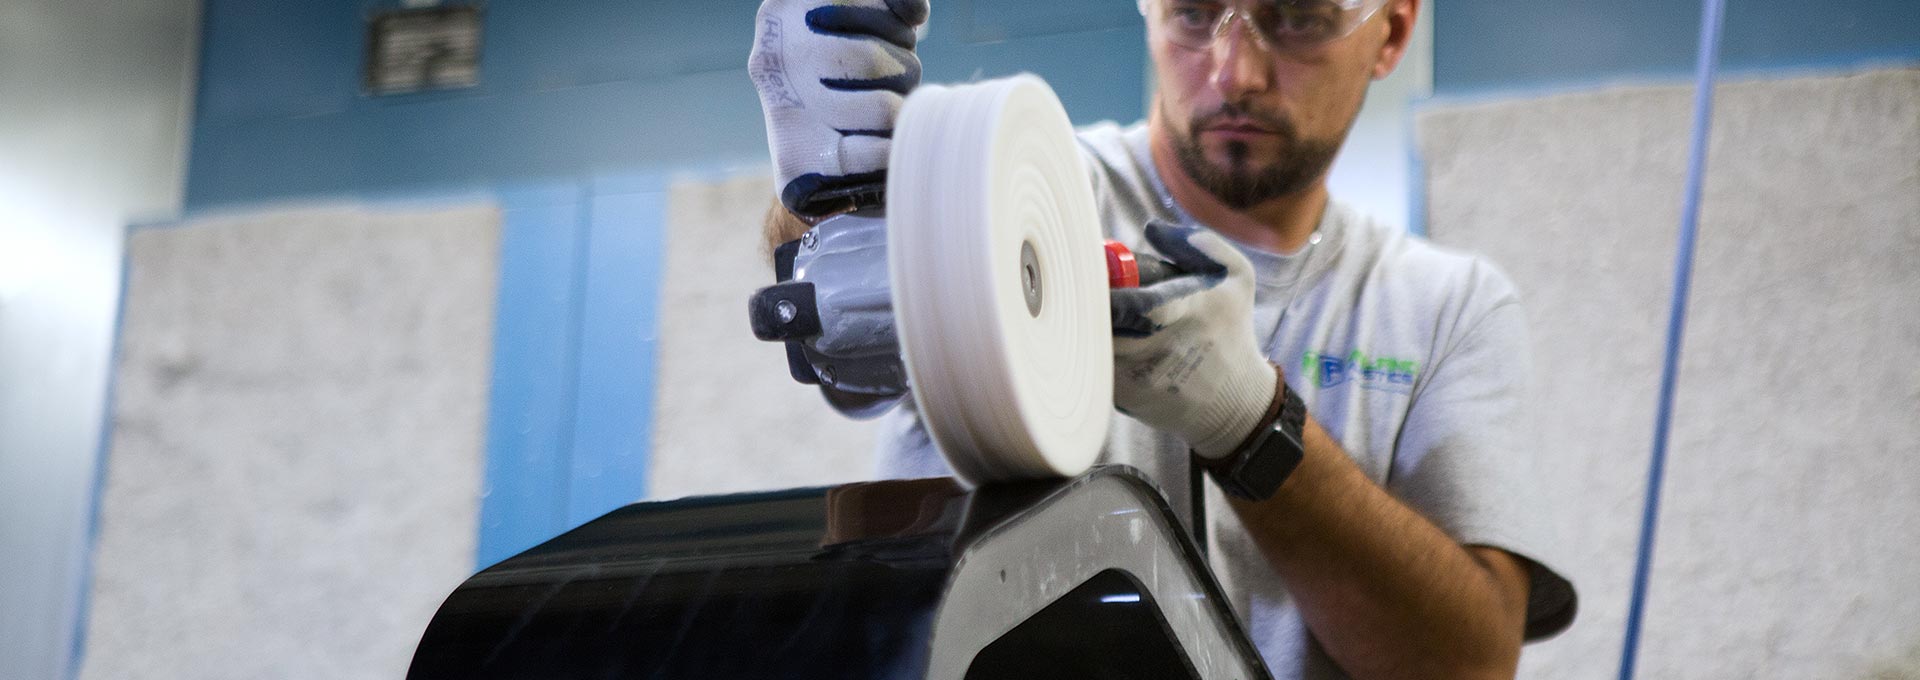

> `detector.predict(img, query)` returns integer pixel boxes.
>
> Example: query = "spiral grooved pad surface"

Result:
[887,75,1112,484]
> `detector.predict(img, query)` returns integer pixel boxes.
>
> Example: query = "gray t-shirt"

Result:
[876,121,1576,678]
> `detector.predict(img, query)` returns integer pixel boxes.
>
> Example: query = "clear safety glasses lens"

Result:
[1142,0,1388,52]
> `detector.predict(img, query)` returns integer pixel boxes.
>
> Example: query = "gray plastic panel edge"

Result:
[927,466,1273,679]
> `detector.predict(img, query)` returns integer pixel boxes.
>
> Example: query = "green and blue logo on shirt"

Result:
[1301,350,1418,393]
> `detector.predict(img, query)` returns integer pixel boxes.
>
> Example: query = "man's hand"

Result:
[1109,222,1277,458]
[749,0,929,217]
[1113,222,1533,678]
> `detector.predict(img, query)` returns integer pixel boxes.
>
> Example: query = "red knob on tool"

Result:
[1104,239,1140,289]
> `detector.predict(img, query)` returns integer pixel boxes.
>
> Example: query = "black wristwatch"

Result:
[1199,366,1306,502]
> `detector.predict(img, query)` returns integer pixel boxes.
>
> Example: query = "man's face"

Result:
[1145,0,1399,210]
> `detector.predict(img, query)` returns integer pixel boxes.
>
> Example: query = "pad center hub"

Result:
[1020,240,1043,317]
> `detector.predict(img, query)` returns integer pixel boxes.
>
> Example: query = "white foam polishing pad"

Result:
[887,74,1112,484]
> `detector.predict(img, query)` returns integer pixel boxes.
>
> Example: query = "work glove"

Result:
[749,0,930,217]
[1110,222,1280,460]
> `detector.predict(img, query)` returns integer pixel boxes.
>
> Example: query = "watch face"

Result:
[1213,421,1304,502]
[1249,424,1304,490]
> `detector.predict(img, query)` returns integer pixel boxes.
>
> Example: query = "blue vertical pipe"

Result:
[1617,0,1728,676]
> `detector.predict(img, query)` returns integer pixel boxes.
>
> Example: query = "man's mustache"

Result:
[1191,103,1297,140]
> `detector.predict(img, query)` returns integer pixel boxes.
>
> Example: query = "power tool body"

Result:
[749,211,1174,419]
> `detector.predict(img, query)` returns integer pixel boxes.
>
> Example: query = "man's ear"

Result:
[1371,0,1420,80]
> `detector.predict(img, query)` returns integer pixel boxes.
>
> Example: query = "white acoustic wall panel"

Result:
[649,175,877,499]
[1419,67,1920,679]
[82,203,500,680]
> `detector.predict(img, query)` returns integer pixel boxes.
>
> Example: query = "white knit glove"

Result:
[1109,222,1279,459]
[749,0,929,217]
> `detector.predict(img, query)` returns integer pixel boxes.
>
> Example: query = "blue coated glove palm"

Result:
[1110,222,1279,459]
[749,0,930,217]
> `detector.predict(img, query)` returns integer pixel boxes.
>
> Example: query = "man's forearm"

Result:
[1226,418,1531,680]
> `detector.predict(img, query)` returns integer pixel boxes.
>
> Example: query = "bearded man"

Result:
[749,1,1578,677]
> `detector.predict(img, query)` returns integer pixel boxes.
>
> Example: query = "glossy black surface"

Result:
[410,479,979,679]
[407,468,1267,679]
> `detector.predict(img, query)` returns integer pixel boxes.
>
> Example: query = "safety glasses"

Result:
[1138,0,1391,53]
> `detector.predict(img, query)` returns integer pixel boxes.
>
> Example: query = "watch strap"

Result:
[1201,364,1306,502]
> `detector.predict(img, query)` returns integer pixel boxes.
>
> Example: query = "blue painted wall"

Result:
[186,0,1149,565]
[1434,0,1920,95]
[471,177,666,564]
[187,0,1147,208]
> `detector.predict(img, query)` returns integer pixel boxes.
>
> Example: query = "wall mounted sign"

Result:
[364,5,482,95]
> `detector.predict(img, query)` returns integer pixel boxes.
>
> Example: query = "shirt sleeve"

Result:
[872,396,952,480]
[1387,270,1579,640]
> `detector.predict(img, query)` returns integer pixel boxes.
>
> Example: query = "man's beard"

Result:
[1168,101,1342,210]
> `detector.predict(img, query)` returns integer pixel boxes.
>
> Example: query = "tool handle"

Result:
[1104,240,1178,288]
[790,179,887,219]
[1134,252,1178,287]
